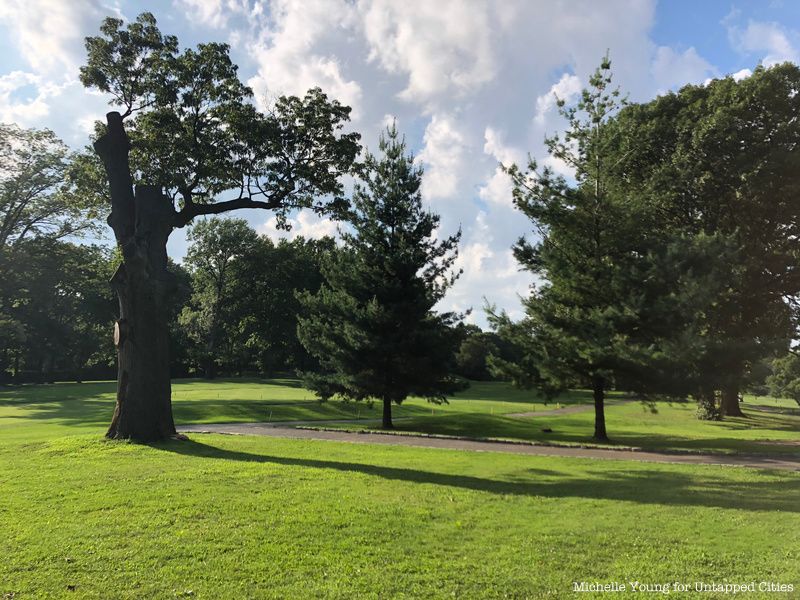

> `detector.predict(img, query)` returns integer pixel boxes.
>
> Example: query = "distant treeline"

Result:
[0,218,504,384]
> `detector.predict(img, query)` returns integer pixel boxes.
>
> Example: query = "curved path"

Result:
[506,399,633,418]
[177,422,800,472]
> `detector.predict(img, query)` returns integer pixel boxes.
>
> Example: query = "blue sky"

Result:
[1,0,798,326]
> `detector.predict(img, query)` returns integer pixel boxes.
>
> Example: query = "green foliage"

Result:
[79,12,178,118]
[453,325,499,381]
[179,218,260,377]
[80,12,361,222]
[0,124,110,382]
[492,58,648,420]
[177,218,334,377]
[606,63,800,406]
[0,124,101,250]
[229,235,335,375]
[768,353,800,406]
[0,240,117,382]
[297,125,465,412]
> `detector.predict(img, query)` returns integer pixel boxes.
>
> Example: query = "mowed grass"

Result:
[1,379,799,597]
[0,378,588,444]
[2,433,799,599]
[332,395,800,456]
[1,378,798,454]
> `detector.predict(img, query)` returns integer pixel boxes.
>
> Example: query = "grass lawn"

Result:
[330,395,800,456]
[2,379,799,597]
[2,378,798,454]
[0,379,594,444]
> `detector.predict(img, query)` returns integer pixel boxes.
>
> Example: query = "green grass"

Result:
[329,396,800,456]
[2,379,798,454]
[2,433,799,598]
[0,379,592,444]
[2,379,799,597]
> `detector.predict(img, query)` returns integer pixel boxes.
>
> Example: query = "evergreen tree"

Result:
[490,57,720,440]
[492,57,633,440]
[297,125,465,429]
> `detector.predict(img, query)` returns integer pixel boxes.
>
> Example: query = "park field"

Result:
[1,379,799,598]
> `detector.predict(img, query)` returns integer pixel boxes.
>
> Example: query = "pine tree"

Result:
[297,125,466,429]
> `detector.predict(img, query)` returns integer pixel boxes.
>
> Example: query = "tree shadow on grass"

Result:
[154,438,800,513]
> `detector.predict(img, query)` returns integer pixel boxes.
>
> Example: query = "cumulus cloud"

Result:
[3,0,756,327]
[483,127,523,167]
[0,71,53,124]
[728,19,799,66]
[359,0,495,107]
[534,73,582,124]
[731,68,753,81]
[448,212,531,322]
[417,114,468,201]
[174,0,251,28]
[245,0,363,115]
[652,46,717,91]
[0,0,105,75]
[259,210,339,241]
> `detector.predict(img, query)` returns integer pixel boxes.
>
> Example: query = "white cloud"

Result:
[483,127,523,167]
[447,212,531,321]
[479,168,513,208]
[0,0,104,75]
[359,0,495,107]
[417,114,467,201]
[2,0,726,327]
[259,210,339,241]
[534,73,582,124]
[0,71,66,125]
[245,0,363,115]
[652,46,717,91]
[731,68,753,81]
[174,0,251,28]
[728,19,799,66]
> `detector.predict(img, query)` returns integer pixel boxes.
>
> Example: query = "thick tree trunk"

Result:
[95,113,178,442]
[382,397,394,429]
[106,186,177,441]
[592,375,608,441]
[204,356,216,379]
[720,384,745,418]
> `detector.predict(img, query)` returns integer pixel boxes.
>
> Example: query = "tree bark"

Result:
[204,356,216,379]
[592,375,608,441]
[720,384,745,418]
[95,113,178,441]
[382,397,394,429]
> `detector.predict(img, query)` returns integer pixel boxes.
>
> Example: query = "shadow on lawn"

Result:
[155,438,800,513]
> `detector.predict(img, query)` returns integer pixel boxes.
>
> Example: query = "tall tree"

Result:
[767,353,800,407]
[228,235,335,375]
[80,12,360,440]
[0,240,117,382]
[0,125,104,381]
[605,64,800,417]
[180,218,259,379]
[494,58,634,440]
[297,125,465,429]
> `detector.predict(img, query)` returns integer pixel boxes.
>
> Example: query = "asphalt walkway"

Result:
[177,421,800,471]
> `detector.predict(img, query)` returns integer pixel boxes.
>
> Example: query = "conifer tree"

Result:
[297,125,465,429]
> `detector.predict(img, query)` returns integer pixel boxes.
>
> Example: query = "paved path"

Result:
[177,422,800,472]
[506,399,633,418]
